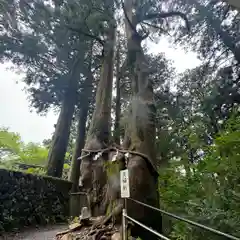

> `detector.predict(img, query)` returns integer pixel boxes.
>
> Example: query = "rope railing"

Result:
[77,145,159,174]
[70,191,87,196]
[126,198,240,240]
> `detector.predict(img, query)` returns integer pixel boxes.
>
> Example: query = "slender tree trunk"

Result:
[194,0,240,63]
[123,0,162,239]
[80,26,115,216]
[68,104,89,217]
[47,58,80,177]
[69,43,94,189]
[113,40,121,145]
[68,107,88,188]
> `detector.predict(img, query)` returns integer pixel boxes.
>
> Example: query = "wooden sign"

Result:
[120,169,130,198]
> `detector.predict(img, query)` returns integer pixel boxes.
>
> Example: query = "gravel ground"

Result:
[0,225,68,240]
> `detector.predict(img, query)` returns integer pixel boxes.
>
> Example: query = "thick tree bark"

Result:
[80,27,115,216]
[68,45,95,216]
[47,59,80,178]
[69,43,94,189]
[113,41,121,145]
[123,0,162,239]
[68,105,88,217]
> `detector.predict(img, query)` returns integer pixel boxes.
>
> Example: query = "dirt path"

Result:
[1,225,68,240]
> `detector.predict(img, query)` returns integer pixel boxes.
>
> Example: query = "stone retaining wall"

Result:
[0,169,72,232]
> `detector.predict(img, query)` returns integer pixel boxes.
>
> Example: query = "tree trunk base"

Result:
[127,155,162,240]
[69,193,89,217]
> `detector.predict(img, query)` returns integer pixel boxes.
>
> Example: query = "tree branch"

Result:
[67,25,105,47]
[142,21,172,37]
[141,11,190,31]
[139,23,150,39]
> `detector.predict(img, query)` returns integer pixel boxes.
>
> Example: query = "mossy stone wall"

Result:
[0,169,72,232]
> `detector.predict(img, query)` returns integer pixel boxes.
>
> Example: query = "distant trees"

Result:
[0,128,48,173]
[0,0,100,177]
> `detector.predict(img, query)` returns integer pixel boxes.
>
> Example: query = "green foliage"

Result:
[165,0,240,67]
[104,161,122,177]
[159,115,240,239]
[20,143,48,165]
[0,128,48,173]
[0,128,74,179]
[0,128,22,158]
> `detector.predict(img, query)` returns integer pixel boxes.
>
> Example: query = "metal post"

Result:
[122,208,127,240]
[125,198,128,237]
[120,169,130,240]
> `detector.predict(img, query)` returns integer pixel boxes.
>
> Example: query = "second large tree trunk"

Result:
[69,50,94,216]
[68,105,89,189]
[113,40,121,145]
[47,58,80,178]
[69,43,94,190]
[68,104,89,217]
[80,27,115,216]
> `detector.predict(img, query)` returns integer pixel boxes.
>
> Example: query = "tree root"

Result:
[90,228,109,240]
[91,203,123,230]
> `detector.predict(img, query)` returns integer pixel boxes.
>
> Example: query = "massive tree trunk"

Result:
[80,26,115,216]
[68,104,89,217]
[69,44,94,190]
[47,58,80,178]
[113,40,121,145]
[123,0,162,239]
[69,44,95,216]
[68,104,89,188]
